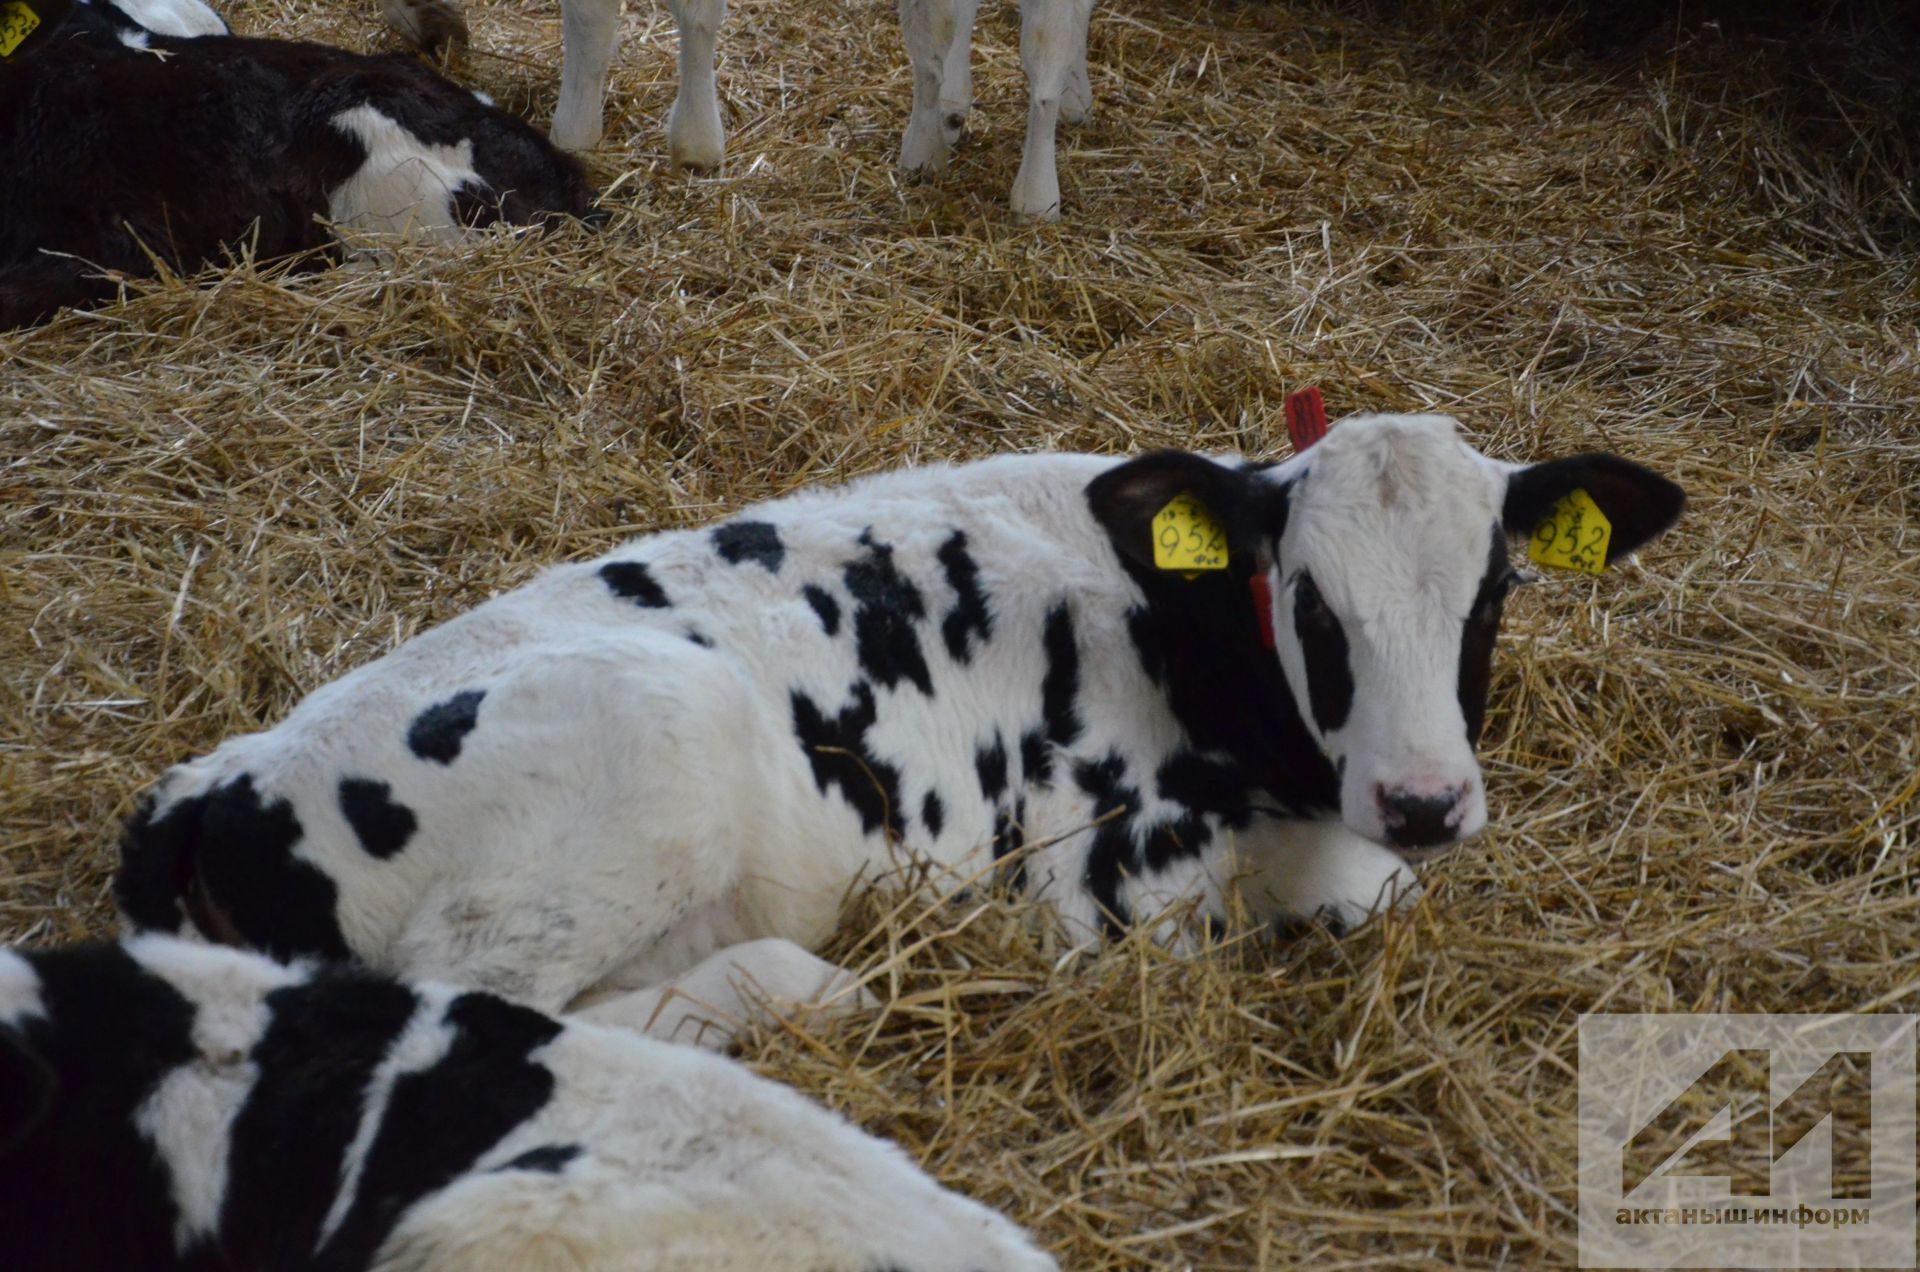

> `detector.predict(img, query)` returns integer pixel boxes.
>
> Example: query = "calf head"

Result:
[1089,413,1684,855]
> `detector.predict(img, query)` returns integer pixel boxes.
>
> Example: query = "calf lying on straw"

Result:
[377,0,1094,218]
[0,0,598,329]
[117,413,1685,1050]
[0,934,1054,1272]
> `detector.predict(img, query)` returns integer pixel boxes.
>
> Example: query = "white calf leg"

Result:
[898,0,961,173]
[1235,820,1420,935]
[664,0,728,170]
[551,0,623,151]
[572,938,871,1049]
[1060,10,1091,123]
[939,0,980,145]
[1008,0,1092,219]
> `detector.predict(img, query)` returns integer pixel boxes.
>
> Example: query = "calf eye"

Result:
[1295,573,1334,625]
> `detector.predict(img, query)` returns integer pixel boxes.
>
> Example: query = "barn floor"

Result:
[3,0,1917,1266]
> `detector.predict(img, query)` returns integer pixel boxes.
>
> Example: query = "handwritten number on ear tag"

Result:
[0,1,41,56]
[1152,493,1229,574]
[1528,488,1611,576]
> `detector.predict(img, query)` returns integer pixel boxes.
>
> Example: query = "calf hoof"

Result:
[550,117,606,154]
[1008,175,1061,222]
[380,0,469,56]
[899,125,951,176]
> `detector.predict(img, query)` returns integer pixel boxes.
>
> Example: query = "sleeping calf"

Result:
[0,0,597,329]
[0,934,1053,1272]
[116,413,1684,1045]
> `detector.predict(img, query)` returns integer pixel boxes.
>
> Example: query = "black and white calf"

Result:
[117,414,1684,1044]
[378,0,1092,218]
[0,0,597,329]
[0,935,1053,1272]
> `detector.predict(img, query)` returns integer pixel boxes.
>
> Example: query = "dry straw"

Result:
[2,0,1916,1266]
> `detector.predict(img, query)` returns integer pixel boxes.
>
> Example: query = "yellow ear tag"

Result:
[1151,493,1230,575]
[1528,488,1612,575]
[0,1,41,56]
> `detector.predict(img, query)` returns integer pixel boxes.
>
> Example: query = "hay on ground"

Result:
[2,0,1916,1266]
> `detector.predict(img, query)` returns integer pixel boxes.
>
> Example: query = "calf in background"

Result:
[0,0,598,329]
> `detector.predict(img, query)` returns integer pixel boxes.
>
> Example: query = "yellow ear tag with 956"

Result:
[0,1,42,57]
[1152,493,1229,575]
[1528,488,1612,575]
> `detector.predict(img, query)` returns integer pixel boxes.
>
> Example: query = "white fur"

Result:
[140,419,1539,1056]
[327,104,483,241]
[106,0,228,37]
[0,950,43,1029]
[126,937,298,1253]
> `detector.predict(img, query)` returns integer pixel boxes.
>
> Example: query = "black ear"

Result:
[1503,453,1686,564]
[0,1024,56,1156]
[1086,451,1286,572]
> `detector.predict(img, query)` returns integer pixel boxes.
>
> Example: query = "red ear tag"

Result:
[1249,573,1276,650]
[1285,387,1329,452]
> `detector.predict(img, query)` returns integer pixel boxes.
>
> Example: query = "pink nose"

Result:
[1376,782,1471,849]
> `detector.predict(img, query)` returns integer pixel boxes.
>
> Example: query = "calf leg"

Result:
[1235,819,1419,935]
[552,0,624,151]
[1060,10,1092,123]
[379,0,469,56]
[898,0,963,173]
[1008,0,1092,219]
[664,0,729,170]
[571,938,871,1049]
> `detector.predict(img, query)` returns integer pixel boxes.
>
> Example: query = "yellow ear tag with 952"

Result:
[1152,493,1229,575]
[0,1,41,57]
[1528,488,1611,575]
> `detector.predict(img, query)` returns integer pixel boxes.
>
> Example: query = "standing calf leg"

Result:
[1009,0,1091,219]
[552,0,624,150]
[665,0,728,169]
[898,0,965,173]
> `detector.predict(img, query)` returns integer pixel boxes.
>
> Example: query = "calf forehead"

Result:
[1286,416,1503,609]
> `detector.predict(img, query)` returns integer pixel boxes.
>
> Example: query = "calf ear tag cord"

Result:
[1248,387,1334,648]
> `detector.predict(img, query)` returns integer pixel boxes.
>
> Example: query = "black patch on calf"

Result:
[1459,528,1510,749]
[936,530,993,663]
[220,969,421,1267]
[1126,604,1166,685]
[113,796,188,936]
[497,1144,581,1174]
[1039,604,1083,747]
[118,775,351,962]
[316,993,563,1271]
[685,630,714,649]
[1292,572,1354,736]
[791,683,903,836]
[0,945,198,1271]
[713,521,785,573]
[599,560,670,608]
[1157,750,1252,832]
[407,689,486,764]
[338,778,418,860]
[920,790,946,838]
[1018,729,1054,788]
[842,531,933,696]
[802,585,841,636]
[974,735,1009,801]
[1072,754,1138,937]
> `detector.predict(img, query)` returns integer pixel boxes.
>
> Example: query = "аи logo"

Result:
[1624,1047,1873,1199]
[1578,1014,1916,1269]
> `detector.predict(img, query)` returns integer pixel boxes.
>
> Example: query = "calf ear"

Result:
[1502,454,1686,564]
[0,1026,56,1156]
[1087,451,1283,572]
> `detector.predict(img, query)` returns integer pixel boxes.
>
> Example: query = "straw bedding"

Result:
[2,0,1915,1266]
